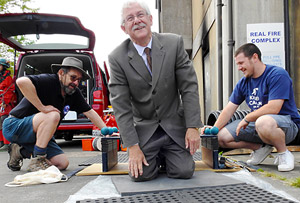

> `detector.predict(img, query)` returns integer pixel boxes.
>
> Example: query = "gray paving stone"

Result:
[111,170,243,196]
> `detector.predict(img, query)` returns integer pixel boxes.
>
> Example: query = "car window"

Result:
[7,34,89,50]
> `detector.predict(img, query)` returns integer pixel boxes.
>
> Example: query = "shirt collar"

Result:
[133,37,152,56]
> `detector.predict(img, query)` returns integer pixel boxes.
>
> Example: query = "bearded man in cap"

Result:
[3,57,106,172]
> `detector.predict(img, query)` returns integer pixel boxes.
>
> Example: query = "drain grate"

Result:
[79,152,202,166]
[193,151,202,161]
[76,183,296,203]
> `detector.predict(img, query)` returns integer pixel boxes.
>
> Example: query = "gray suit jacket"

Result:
[108,32,202,149]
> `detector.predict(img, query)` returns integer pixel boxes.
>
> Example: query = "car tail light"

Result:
[92,90,104,117]
[93,90,104,104]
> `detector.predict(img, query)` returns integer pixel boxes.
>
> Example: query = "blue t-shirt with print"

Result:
[230,64,300,126]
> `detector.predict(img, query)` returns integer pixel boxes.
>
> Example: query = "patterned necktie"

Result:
[144,47,152,71]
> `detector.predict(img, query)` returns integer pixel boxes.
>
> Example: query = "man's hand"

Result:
[236,119,248,136]
[128,145,149,178]
[185,128,200,155]
[200,126,212,134]
[40,105,60,114]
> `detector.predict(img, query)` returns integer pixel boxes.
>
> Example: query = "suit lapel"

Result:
[151,34,165,89]
[128,42,152,85]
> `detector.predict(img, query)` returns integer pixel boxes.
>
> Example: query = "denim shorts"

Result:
[3,115,63,159]
[225,114,298,144]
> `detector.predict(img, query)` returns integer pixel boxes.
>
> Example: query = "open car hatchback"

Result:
[0,13,110,140]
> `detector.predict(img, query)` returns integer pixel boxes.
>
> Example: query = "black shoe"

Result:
[7,143,23,171]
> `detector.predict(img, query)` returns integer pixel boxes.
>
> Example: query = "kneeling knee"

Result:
[45,111,60,125]
[49,154,69,170]
[54,160,69,170]
[168,166,194,179]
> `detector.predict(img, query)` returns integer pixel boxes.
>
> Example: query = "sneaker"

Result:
[7,143,23,171]
[246,145,273,165]
[27,155,52,172]
[275,150,294,172]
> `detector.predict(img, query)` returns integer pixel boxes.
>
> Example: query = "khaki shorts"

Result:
[225,114,298,144]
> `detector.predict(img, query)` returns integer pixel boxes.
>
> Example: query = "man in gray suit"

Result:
[108,0,203,181]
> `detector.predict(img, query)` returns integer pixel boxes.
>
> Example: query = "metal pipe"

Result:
[227,0,234,96]
[284,0,290,73]
[156,0,162,33]
[217,0,223,109]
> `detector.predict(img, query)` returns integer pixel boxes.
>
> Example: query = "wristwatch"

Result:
[244,118,250,124]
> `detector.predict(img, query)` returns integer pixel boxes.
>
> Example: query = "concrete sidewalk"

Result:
[0,137,299,202]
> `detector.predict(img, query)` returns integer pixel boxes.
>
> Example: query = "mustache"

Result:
[69,83,77,88]
[132,23,146,31]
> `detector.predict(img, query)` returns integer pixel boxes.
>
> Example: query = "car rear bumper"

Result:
[57,119,93,130]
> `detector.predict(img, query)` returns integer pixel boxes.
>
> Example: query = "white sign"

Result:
[247,23,285,69]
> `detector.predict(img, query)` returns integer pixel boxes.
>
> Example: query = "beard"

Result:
[64,86,76,95]
[60,81,76,95]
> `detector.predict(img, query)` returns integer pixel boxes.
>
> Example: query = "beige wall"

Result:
[160,0,297,124]
[192,0,218,123]
[192,0,212,39]
[193,49,205,121]
[208,24,218,115]
[159,0,193,51]
[289,0,300,107]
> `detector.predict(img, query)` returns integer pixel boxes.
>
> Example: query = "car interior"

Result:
[16,53,95,105]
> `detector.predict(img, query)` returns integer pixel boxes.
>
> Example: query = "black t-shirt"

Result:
[10,74,91,120]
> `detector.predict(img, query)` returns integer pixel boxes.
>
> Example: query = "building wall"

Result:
[159,0,193,53]
[192,0,219,122]
[224,0,284,111]
[231,0,284,87]
[158,0,297,124]
[191,0,285,123]
[193,48,205,121]
[289,0,300,107]
[192,0,212,38]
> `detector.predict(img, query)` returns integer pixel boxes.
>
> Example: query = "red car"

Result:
[0,13,110,140]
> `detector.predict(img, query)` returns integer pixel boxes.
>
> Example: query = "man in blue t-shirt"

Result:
[213,43,300,172]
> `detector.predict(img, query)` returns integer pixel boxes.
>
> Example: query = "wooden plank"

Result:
[195,161,241,172]
[76,163,129,176]
[201,146,213,168]
[287,146,300,152]
[76,161,241,176]
[222,146,300,156]
[222,148,252,156]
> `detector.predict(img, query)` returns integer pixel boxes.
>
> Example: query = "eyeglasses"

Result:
[124,11,147,23]
[67,73,82,83]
